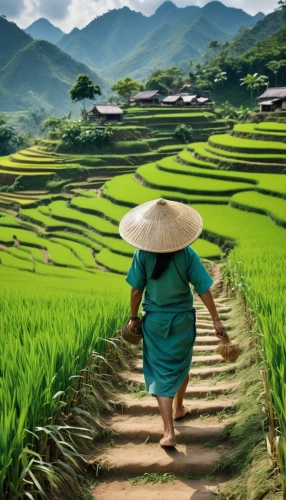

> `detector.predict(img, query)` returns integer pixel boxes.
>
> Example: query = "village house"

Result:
[87,105,124,123]
[131,90,163,106]
[162,93,213,107]
[163,95,197,106]
[258,88,286,112]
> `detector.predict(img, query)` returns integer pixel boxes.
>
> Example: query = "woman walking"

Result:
[119,198,227,447]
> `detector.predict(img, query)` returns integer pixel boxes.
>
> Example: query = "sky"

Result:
[0,0,277,33]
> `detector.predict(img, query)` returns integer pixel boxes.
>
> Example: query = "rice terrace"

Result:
[0,1,286,499]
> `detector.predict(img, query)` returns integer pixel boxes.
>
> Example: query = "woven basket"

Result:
[217,338,242,362]
[121,321,143,345]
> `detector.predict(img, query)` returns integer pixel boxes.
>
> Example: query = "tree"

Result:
[207,40,221,52]
[0,125,23,155]
[173,124,193,144]
[266,60,286,87]
[111,77,143,106]
[69,75,101,115]
[240,73,268,108]
[214,71,227,95]
[146,67,184,94]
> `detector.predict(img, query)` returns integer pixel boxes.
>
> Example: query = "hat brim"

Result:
[119,198,203,253]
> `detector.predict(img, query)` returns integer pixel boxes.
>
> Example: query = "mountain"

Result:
[0,40,105,113]
[0,18,105,114]
[25,18,65,44]
[103,16,228,81]
[57,1,265,75]
[200,1,264,35]
[58,7,150,71]
[228,9,285,56]
[0,15,32,68]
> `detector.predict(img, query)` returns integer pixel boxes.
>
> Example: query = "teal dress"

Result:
[126,246,214,398]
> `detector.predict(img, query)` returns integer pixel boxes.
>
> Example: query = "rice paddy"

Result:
[1,107,286,496]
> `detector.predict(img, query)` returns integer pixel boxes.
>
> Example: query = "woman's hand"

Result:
[213,318,229,341]
[128,317,141,333]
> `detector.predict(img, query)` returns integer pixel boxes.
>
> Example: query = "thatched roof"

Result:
[258,88,286,100]
[90,105,123,115]
[163,95,183,103]
[132,90,160,99]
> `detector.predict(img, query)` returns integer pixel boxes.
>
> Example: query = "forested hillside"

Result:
[228,9,285,56]
[0,18,105,114]
[58,1,264,77]
[0,16,32,68]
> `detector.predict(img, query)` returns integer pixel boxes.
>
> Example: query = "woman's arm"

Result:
[128,287,144,328]
[198,288,227,339]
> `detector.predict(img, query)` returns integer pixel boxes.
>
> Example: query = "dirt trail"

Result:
[92,274,239,499]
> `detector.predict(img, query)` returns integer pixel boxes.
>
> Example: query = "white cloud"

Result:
[0,0,25,17]
[5,0,277,33]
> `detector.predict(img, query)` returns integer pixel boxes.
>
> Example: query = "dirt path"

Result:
[92,283,239,499]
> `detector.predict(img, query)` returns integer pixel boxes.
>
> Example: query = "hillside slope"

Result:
[228,9,285,56]
[0,16,32,68]
[25,18,65,44]
[58,1,264,74]
[103,16,228,81]
[0,40,105,113]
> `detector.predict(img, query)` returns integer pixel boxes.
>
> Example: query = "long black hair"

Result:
[151,252,174,280]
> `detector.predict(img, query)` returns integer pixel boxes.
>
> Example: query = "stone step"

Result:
[94,442,232,476]
[195,336,220,345]
[121,364,237,386]
[116,395,236,416]
[195,306,231,313]
[133,355,224,373]
[194,345,218,352]
[196,328,216,336]
[93,478,220,500]
[196,321,220,328]
[190,364,238,379]
[105,414,227,444]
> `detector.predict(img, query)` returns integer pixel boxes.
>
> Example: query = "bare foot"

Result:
[173,406,188,420]
[160,434,176,447]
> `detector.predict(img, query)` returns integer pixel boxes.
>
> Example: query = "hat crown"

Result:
[119,198,203,253]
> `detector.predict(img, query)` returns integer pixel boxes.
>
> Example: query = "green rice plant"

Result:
[194,203,286,492]
[0,249,35,271]
[0,213,21,227]
[44,240,83,268]
[0,289,129,498]
[17,245,45,263]
[45,231,102,253]
[255,122,286,133]
[136,163,252,195]
[178,149,219,170]
[103,173,230,208]
[50,237,97,268]
[206,144,286,164]
[208,134,286,153]
[10,153,59,163]
[230,191,286,227]
[233,124,286,139]
[70,194,128,224]
[96,248,131,274]
[47,201,118,236]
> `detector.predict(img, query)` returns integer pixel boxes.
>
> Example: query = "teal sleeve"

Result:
[187,247,214,295]
[126,249,146,291]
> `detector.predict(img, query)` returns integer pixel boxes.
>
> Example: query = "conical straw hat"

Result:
[119,198,203,253]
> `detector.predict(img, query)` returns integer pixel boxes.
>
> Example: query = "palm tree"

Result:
[214,71,227,96]
[240,73,268,108]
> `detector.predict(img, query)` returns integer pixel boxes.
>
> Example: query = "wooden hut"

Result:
[163,94,198,106]
[132,90,162,106]
[87,105,123,123]
[258,88,286,112]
